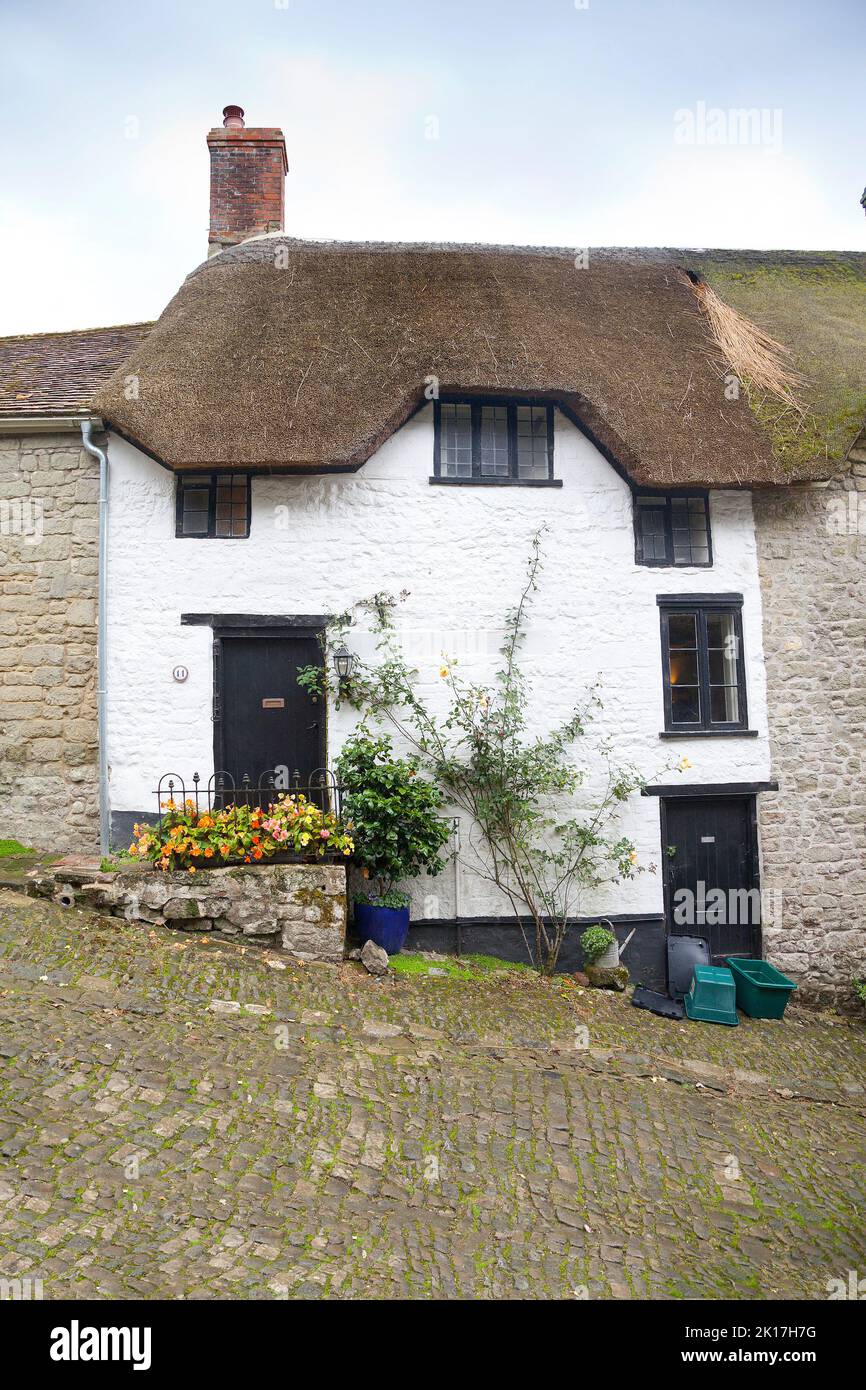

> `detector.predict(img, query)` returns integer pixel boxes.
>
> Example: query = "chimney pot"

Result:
[222,104,245,129]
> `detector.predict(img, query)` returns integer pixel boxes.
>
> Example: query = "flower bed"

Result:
[129,794,354,873]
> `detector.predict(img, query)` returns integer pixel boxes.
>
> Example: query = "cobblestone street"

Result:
[0,887,864,1300]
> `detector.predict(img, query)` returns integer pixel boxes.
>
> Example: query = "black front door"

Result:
[663,796,760,961]
[216,632,324,791]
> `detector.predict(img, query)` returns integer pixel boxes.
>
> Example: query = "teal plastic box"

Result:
[725,957,797,1019]
[683,965,739,1026]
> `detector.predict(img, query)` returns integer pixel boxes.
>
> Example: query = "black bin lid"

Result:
[667,935,711,1000]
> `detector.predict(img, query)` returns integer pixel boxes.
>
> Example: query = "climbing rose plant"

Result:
[305,532,678,974]
[130,795,354,874]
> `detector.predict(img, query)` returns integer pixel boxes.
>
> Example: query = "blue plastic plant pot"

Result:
[354,902,410,955]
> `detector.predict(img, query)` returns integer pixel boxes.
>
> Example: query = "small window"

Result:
[433,398,557,484]
[635,492,711,566]
[658,597,748,732]
[176,473,250,538]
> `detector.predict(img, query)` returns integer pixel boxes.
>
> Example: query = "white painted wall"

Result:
[105,407,771,919]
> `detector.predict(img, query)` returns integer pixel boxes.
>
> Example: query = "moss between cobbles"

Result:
[0,839,35,856]
[1,888,865,1082]
[389,951,530,981]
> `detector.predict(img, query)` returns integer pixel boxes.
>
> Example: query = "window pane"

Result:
[182,509,209,535]
[710,686,740,722]
[671,497,708,564]
[636,500,667,562]
[668,613,697,648]
[707,611,740,721]
[671,686,701,723]
[709,649,738,684]
[516,406,549,479]
[181,485,209,535]
[441,403,472,478]
[706,611,736,650]
[182,487,209,511]
[479,405,509,476]
[669,650,699,687]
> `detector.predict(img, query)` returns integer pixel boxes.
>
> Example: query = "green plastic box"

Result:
[683,965,739,1026]
[725,957,797,1019]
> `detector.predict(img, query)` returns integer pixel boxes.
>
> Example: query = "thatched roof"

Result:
[688,251,866,474]
[0,323,153,419]
[93,238,824,488]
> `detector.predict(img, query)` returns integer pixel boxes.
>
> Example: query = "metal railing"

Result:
[154,768,344,829]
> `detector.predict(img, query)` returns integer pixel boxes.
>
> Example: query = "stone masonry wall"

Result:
[754,451,866,1006]
[35,859,347,963]
[0,432,99,850]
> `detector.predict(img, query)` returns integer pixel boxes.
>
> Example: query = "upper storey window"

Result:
[176,473,251,538]
[432,397,559,485]
[634,492,711,566]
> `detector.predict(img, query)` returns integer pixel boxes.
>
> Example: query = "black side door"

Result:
[216,632,324,790]
[663,796,760,961]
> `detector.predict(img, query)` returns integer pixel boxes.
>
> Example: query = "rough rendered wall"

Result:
[105,410,772,924]
[0,432,99,850]
[755,453,866,1006]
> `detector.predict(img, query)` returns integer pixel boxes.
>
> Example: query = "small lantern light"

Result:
[332,643,356,684]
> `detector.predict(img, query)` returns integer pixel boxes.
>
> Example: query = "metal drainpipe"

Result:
[80,419,110,855]
[452,816,462,955]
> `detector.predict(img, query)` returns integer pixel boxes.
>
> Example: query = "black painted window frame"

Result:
[634,489,712,567]
[657,593,750,735]
[431,396,560,486]
[175,472,252,539]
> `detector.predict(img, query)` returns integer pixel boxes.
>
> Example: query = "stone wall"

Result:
[754,450,866,1006]
[35,859,347,963]
[0,431,99,850]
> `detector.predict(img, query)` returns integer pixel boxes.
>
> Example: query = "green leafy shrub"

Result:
[355,889,412,910]
[853,978,866,1008]
[336,731,451,902]
[580,925,617,964]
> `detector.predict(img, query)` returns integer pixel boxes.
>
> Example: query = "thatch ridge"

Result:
[90,241,858,485]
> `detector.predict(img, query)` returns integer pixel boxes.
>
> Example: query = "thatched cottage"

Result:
[1,108,863,1002]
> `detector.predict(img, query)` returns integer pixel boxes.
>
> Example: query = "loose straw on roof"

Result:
[689,275,805,411]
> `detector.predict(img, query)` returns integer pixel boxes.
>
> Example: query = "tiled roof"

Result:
[0,323,153,418]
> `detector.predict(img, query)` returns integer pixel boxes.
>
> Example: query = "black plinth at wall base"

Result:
[110,810,155,849]
[400,915,667,987]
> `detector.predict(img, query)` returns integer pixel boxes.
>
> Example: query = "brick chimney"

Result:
[207,105,288,257]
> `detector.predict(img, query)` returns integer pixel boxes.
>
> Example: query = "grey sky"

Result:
[1,0,863,334]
